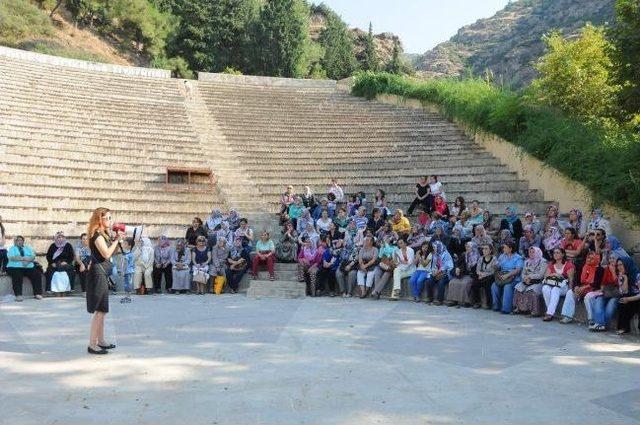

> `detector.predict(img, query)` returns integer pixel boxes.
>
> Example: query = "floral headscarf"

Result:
[525,246,544,269]
[465,241,479,270]
[543,227,562,251]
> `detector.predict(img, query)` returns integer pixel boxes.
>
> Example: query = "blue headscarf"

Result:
[505,205,519,225]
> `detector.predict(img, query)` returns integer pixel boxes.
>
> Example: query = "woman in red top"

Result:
[558,250,599,323]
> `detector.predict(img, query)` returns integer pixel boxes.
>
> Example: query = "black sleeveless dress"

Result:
[86,231,112,313]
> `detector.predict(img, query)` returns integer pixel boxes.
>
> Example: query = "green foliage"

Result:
[360,22,379,72]
[0,0,54,45]
[530,24,619,122]
[610,0,640,120]
[66,0,176,59]
[151,55,193,78]
[385,40,413,76]
[222,66,242,75]
[254,0,310,78]
[351,72,640,213]
[319,12,358,80]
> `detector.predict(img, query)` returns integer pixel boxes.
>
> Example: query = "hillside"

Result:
[415,0,616,88]
[309,8,402,68]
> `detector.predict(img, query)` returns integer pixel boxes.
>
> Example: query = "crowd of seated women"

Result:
[275,178,640,336]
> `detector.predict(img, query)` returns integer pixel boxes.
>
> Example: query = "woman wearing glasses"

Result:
[86,208,124,355]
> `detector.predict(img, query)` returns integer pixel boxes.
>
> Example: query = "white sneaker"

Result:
[34,295,43,300]
[15,296,24,302]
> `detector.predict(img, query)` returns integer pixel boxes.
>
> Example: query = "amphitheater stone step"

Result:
[246,280,306,299]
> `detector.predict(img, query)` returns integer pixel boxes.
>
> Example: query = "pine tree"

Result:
[255,0,310,78]
[319,13,358,80]
[361,22,379,72]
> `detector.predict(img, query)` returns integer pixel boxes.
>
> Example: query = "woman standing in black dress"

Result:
[86,208,123,355]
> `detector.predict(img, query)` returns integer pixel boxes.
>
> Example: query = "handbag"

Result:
[192,268,209,284]
[494,271,512,287]
[379,257,395,273]
[213,275,226,294]
[602,284,620,299]
[543,275,568,288]
[51,271,71,293]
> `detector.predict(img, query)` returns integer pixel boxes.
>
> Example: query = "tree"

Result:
[254,0,310,78]
[361,22,379,72]
[530,24,619,122]
[319,12,358,80]
[610,0,640,120]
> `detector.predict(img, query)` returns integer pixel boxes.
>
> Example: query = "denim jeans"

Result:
[592,296,618,327]
[425,274,449,302]
[492,281,516,313]
[409,270,430,298]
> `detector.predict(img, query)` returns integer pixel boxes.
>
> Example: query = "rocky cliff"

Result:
[415,0,616,87]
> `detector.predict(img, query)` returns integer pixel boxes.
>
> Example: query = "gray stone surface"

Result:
[0,295,639,425]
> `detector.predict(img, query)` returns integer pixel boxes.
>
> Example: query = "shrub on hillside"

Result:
[351,72,640,214]
[0,0,54,46]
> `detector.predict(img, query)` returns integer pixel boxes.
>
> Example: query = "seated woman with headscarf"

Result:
[518,225,541,258]
[567,208,586,239]
[336,238,358,298]
[226,237,248,293]
[424,241,454,305]
[407,226,428,251]
[298,222,320,250]
[452,211,473,241]
[276,221,298,262]
[446,241,479,307]
[152,235,173,294]
[500,206,523,243]
[205,209,223,247]
[171,239,191,294]
[472,244,497,309]
[45,231,76,295]
[542,226,563,259]
[543,205,560,233]
[297,237,323,296]
[356,236,379,298]
[523,212,542,236]
[225,209,241,232]
[471,225,493,254]
[586,208,612,238]
[215,222,234,249]
[296,208,313,235]
[316,209,333,236]
[491,240,524,314]
[513,246,546,316]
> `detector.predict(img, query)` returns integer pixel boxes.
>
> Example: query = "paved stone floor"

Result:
[0,295,639,425]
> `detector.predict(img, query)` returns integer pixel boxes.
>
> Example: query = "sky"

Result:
[317,0,511,54]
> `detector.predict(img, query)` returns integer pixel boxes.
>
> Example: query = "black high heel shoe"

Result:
[88,346,108,355]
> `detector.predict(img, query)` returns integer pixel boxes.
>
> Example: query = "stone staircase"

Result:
[245,263,306,299]
[196,73,553,216]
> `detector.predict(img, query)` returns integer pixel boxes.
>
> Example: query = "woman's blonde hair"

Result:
[88,207,110,240]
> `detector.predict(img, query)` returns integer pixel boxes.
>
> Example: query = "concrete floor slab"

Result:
[0,295,638,425]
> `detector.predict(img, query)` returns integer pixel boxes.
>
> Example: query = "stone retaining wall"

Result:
[198,72,337,88]
[375,93,640,255]
[0,46,171,78]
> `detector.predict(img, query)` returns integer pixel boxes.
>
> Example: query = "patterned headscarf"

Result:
[543,227,562,251]
[465,241,479,271]
[52,231,67,260]
[525,246,544,269]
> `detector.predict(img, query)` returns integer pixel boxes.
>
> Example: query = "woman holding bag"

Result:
[86,208,123,355]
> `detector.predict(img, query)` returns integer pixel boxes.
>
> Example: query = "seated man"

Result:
[391,209,412,238]
[6,236,43,301]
